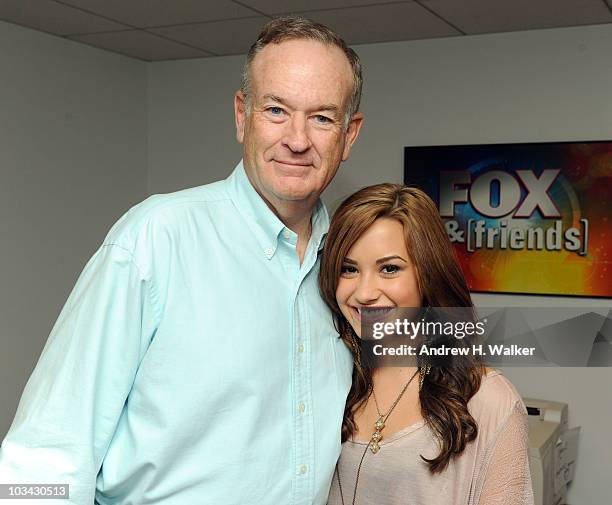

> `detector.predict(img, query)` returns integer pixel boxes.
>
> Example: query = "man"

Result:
[0,16,363,505]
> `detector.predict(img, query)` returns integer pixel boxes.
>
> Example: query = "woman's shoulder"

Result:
[468,368,527,435]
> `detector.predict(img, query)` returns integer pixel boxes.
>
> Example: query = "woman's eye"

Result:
[340,265,357,274]
[381,264,400,274]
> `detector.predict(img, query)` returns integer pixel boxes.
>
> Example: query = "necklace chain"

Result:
[336,368,420,505]
[369,368,419,454]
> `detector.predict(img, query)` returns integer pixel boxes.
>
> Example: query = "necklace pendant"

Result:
[370,416,384,454]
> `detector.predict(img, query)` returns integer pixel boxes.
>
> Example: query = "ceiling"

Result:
[1,0,611,61]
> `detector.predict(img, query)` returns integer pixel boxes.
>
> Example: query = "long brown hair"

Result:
[319,183,484,473]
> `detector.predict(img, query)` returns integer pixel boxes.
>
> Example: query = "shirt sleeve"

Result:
[0,243,159,504]
[476,402,535,505]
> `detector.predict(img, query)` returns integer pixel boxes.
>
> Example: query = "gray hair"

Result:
[240,16,362,129]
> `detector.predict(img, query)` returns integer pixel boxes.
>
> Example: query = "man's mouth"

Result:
[273,159,312,168]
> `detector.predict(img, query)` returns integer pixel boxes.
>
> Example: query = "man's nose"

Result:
[282,114,312,153]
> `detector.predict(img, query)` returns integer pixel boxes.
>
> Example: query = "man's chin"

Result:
[269,178,319,202]
[273,189,316,203]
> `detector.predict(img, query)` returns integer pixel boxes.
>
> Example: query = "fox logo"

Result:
[439,169,561,219]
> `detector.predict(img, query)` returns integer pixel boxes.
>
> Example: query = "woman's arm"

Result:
[476,402,535,505]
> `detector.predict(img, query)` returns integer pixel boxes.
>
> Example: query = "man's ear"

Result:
[341,112,364,161]
[234,91,247,144]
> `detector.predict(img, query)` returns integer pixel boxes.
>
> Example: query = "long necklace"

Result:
[369,368,418,454]
[336,368,420,505]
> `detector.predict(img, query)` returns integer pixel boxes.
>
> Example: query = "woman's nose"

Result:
[353,275,381,304]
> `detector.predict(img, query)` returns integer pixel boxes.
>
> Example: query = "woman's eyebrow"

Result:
[375,255,407,265]
[343,257,357,265]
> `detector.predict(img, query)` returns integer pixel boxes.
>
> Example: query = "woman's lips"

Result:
[351,306,395,323]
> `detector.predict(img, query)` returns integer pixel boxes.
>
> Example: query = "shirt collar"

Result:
[311,199,329,253]
[225,160,329,259]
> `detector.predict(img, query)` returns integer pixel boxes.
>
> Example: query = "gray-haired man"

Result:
[0,16,363,505]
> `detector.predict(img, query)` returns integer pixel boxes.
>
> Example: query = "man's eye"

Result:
[314,115,332,124]
[381,264,400,274]
[268,106,284,115]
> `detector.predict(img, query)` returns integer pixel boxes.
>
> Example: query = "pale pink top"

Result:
[327,370,534,505]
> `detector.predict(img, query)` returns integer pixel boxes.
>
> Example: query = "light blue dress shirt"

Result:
[0,161,353,505]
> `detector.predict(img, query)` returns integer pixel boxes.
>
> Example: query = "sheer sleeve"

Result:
[476,402,535,505]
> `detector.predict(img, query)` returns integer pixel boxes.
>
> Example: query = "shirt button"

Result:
[283,230,291,239]
[298,402,306,413]
[264,247,273,257]
[298,343,304,353]
[299,464,308,475]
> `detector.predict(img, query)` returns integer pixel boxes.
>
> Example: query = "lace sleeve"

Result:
[476,402,535,505]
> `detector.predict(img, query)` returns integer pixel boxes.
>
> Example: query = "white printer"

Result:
[523,398,580,505]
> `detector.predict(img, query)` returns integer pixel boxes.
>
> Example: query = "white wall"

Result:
[0,20,148,437]
[147,24,612,504]
[147,55,244,194]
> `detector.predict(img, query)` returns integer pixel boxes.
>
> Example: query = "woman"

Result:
[320,184,534,505]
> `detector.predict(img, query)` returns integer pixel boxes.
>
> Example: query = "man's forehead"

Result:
[249,39,353,105]
[254,39,350,75]
[254,37,344,57]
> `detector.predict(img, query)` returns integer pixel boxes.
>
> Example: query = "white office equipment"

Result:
[523,398,580,505]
